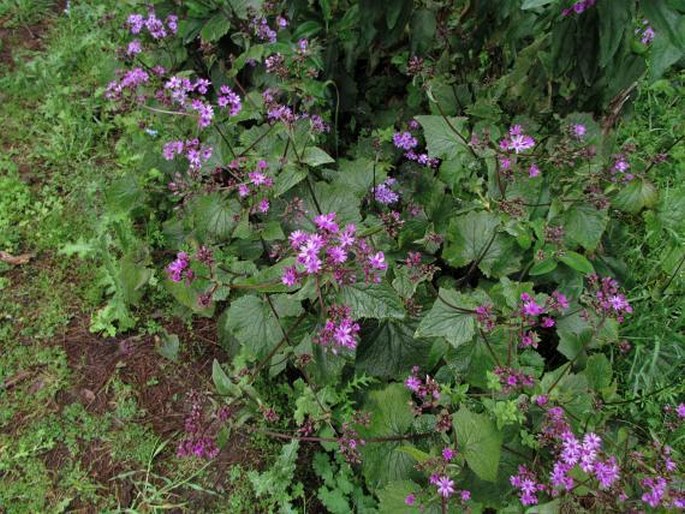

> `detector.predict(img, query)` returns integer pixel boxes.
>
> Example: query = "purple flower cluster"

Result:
[161,76,219,128]
[571,123,587,140]
[281,212,387,287]
[561,0,597,16]
[585,274,632,323]
[127,11,178,40]
[405,366,441,414]
[550,431,620,493]
[510,465,546,505]
[166,251,192,282]
[314,304,360,352]
[104,68,150,101]
[251,16,278,43]
[637,20,656,45]
[163,138,213,171]
[392,128,439,168]
[475,303,497,331]
[499,124,536,154]
[518,291,569,349]
[217,85,242,116]
[177,391,219,459]
[493,366,535,392]
[610,154,634,182]
[372,178,400,205]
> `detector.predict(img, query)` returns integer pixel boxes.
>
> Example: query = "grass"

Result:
[0,2,278,512]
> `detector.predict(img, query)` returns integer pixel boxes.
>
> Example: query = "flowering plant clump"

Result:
[97,0,685,511]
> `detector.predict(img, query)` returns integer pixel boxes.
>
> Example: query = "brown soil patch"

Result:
[0,1,67,70]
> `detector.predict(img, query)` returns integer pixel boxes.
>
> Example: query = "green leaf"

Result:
[274,163,308,196]
[396,446,431,464]
[158,333,180,362]
[642,0,685,51]
[415,288,477,348]
[223,295,302,358]
[359,384,415,490]
[443,211,522,277]
[191,193,238,242]
[200,13,231,42]
[453,408,503,482]
[584,353,612,390]
[529,258,558,276]
[302,146,335,167]
[521,0,558,9]
[613,179,658,214]
[597,0,631,67]
[212,359,237,396]
[338,283,405,320]
[558,251,594,274]
[414,115,469,160]
[564,204,608,251]
[356,320,432,378]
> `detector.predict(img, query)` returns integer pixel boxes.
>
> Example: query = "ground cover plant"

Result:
[1,0,684,512]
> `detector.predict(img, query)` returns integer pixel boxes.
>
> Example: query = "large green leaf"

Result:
[359,384,416,490]
[223,294,302,358]
[415,288,478,348]
[302,146,336,167]
[597,0,631,67]
[414,115,469,160]
[443,211,521,277]
[453,408,503,482]
[338,283,405,320]
[613,178,658,214]
[191,193,239,242]
[563,204,608,251]
[356,321,432,378]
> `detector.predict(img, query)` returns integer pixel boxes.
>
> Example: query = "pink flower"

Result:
[436,476,455,498]
[281,266,298,287]
[314,212,339,232]
[676,403,685,418]
[368,252,387,271]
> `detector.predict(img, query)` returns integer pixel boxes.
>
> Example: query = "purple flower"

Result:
[405,375,421,392]
[281,266,299,287]
[593,457,620,489]
[404,494,416,506]
[314,213,339,233]
[676,403,685,418]
[572,123,587,139]
[529,163,541,177]
[368,252,387,271]
[217,85,242,116]
[521,293,545,317]
[504,125,536,154]
[460,490,471,502]
[167,252,190,282]
[127,14,144,34]
[127,40,142,56]
[442,447,455,461]
[392,131,418,151]
[436,476,455,498]
[373,182,400,205]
